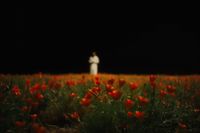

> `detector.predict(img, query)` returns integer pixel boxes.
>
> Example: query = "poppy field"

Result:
[0,74,200,133]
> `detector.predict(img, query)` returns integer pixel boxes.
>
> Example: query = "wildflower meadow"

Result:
[0,74,200,133]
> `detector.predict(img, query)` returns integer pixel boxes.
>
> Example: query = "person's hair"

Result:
[92,52,96,56]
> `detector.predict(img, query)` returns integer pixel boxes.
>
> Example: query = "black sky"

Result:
[2,8,200,74]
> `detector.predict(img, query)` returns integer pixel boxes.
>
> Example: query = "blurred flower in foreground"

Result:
[129,82,138,90]
[15,121,26,127]
[127,111,134,118]
[124,99,134,109]
[12,85,21,96]
[178,122,187,129]
[135,111,144,119]
[70,112,80,120]
[138,96,149,105]
[108,89,122,100]
[80,97,91,106]
[119,79,126,87]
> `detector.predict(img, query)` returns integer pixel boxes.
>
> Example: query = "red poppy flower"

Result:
[107,78,115,85]
[108,89,122,100]
[31,122,40,131]
[149,75,157,83]
[95,80,101,85]
[179,122,187,129]
[95,87,101,92]
[70,112,80,119]
[94,75,100,81]
[12,85,21,96]
[80,98,91,106]
[49,80,62,89]
[69,92,77,98]
[105,84,115,92]
[15,121,26,127]
[194,108,200,113]
[135,111,144,119]
[127,111,133,118]
[160,90,168,97]
[150,81,156,89]
[26,79,31,87]
[149,75,157,89]
[30,114,38,120]
[119,79,126,87]
[63,114,69,120]
[84,91,93,99]
[41,84,47,91]
[20,106,29,112]
[54,82,61,89]
[129,82,138,90]
[138,96,149,105]
[66,80,75,87]
[35,93,44,100]
[125,99,134,109]
[169,92,176,97]
[29,83,41,94]
[166,85,176,93]
[37,126,47,133]
[48,80,55,88]
[91,87,101,95]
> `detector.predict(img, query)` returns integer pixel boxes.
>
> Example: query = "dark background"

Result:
[1,8,200,74]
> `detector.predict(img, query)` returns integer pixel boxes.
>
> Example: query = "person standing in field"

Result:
[89,52,100,75]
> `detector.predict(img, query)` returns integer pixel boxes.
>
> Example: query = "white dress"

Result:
[89,55,99,75]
